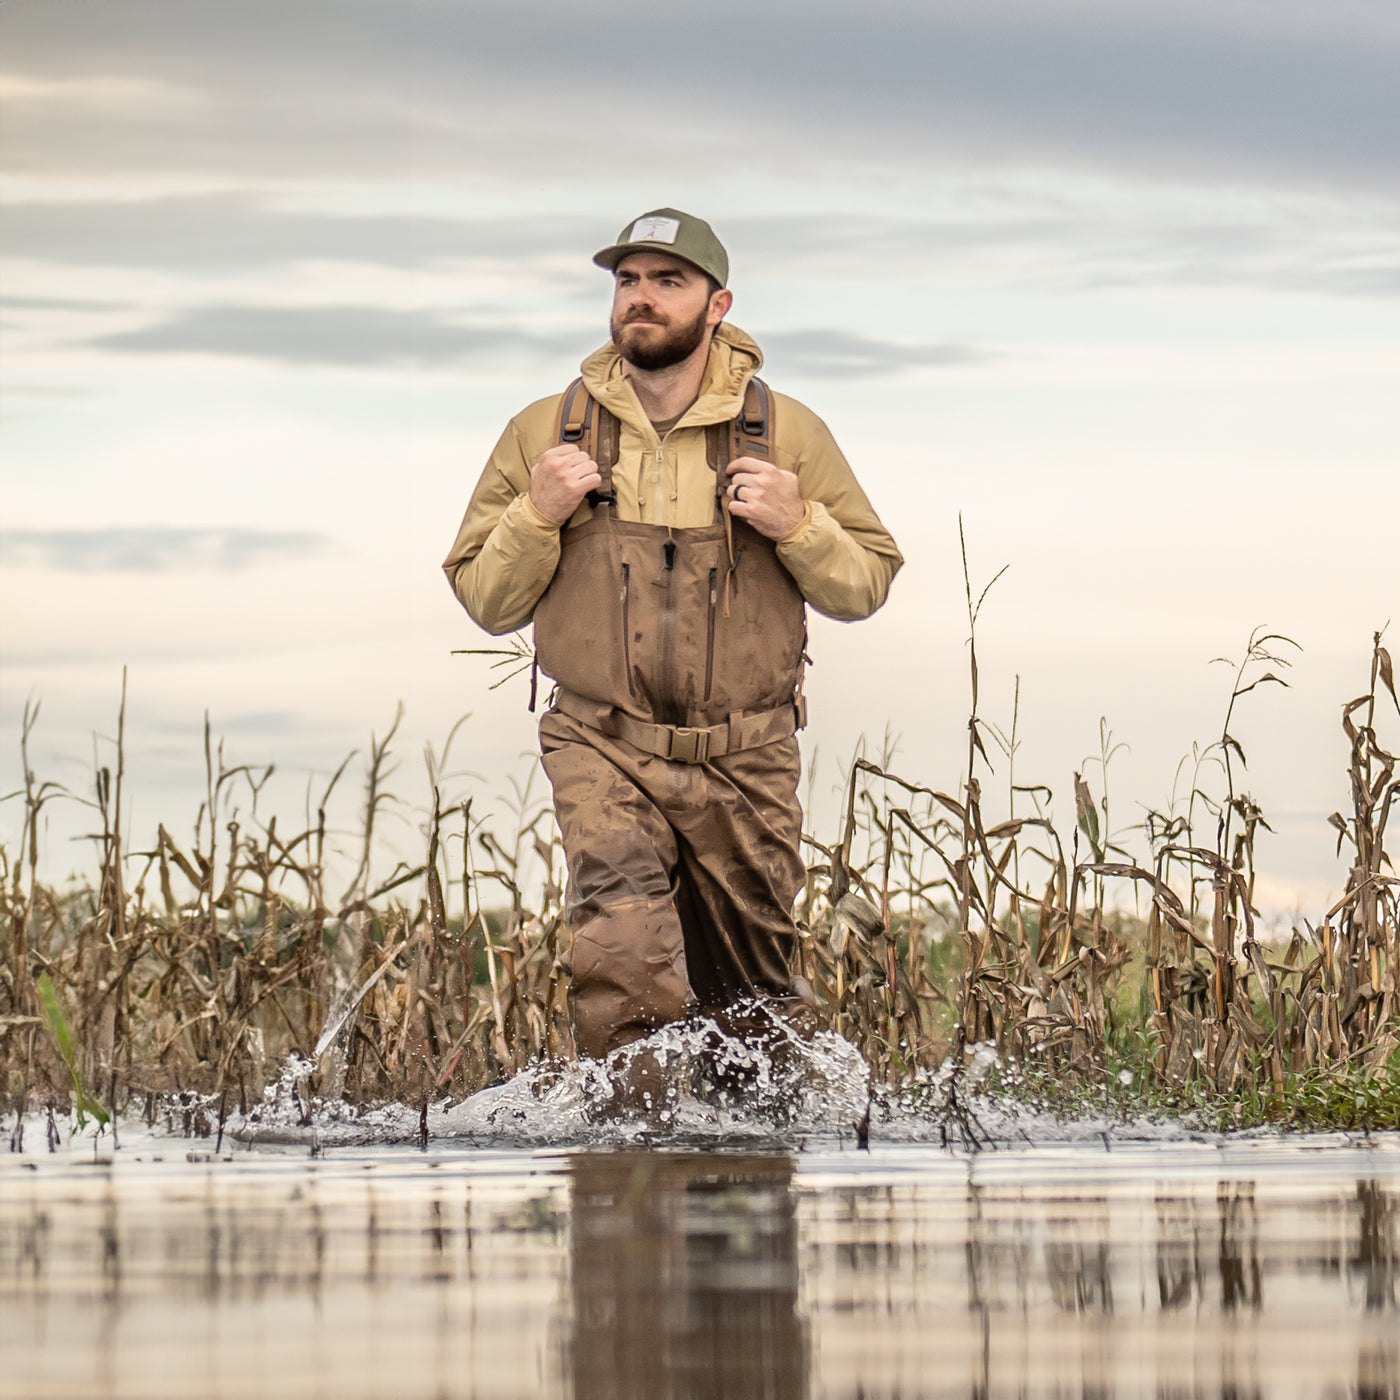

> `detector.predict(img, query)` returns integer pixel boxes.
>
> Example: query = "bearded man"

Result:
[443,209,902,1062]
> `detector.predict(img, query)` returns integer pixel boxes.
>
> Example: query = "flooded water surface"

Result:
[3,1129,1397,1398]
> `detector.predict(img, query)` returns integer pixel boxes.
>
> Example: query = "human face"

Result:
[610,252,728,371]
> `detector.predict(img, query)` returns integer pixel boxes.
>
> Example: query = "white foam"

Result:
[225,1009,873,1149]
[2,1028,1318,1159]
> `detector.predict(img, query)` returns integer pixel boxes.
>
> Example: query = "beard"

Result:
[612,302,711,371]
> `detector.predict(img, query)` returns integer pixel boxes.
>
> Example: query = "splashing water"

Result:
[223,1013,1215,1153]
[229,1006,875,1150]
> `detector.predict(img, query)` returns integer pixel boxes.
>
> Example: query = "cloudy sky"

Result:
[2,0,1397,915]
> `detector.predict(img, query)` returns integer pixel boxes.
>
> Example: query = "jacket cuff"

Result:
[777,501,813,545]
[519,492,563,532]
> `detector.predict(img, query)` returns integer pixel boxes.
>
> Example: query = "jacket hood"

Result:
[579,322,763,436]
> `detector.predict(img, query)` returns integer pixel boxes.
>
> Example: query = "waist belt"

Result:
[553,688,803,765]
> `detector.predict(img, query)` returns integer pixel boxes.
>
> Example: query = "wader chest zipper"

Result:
[704,568,717,702]
[620,564,635,698]
[663,540,676,570]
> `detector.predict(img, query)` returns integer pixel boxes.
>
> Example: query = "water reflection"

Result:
[1353,1179,1397,1313]
[1,1159,570,1399]
[566,1153,804,1400]
[799,1162,1398,1399]
[0,1142,1396,1398]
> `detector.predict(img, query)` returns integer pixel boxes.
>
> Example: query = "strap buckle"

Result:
[666,726,711,764]
[560,383,591,443]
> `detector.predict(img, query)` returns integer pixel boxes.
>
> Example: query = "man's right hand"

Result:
[529,446,603,526]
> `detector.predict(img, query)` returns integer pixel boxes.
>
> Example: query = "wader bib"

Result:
[533,378,810,1059]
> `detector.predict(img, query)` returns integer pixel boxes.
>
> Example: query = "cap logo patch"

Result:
[628,216,680,244]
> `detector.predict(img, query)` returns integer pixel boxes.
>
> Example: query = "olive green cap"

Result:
[592,208,729,287]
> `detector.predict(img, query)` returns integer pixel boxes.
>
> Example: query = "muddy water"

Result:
[2,1134,1397,1399]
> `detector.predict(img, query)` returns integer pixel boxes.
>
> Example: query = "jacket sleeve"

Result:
[441,408,563,635]
[771,397,904,621]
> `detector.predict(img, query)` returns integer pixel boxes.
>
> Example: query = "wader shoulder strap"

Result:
[705,375,773,478]
[555,378,620,509]
[561,374,770,498]
[707,376,776,616]
[546,376,806,734]
[735,375,773,462]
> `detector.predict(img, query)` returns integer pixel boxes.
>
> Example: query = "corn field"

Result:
[801,627,1397,1098]
[2,609,1395,1125]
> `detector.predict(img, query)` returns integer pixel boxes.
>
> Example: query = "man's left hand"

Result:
[725,457,805,541]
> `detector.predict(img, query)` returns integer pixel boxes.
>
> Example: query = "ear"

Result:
[708,287,734,326]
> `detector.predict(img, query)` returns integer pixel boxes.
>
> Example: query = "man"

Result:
[443,208,902,1062]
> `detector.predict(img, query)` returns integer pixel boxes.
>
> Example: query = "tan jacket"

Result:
[442,323,903,634]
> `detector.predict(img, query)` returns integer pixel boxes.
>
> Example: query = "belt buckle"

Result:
[668,726,710,764]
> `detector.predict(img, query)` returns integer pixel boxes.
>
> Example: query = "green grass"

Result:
[981,1036,1400,1133]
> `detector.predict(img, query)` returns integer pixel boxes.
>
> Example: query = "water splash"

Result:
[231,1007,873,1149]
[221,1023,1216,1152]
[442,1012,873,1147]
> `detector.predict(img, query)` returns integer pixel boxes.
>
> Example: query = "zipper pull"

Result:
[663,539,676,570]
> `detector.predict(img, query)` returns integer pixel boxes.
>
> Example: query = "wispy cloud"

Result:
[2,527,328,573]
[0,194,599,276]
[6,195,1395,304]
[0,293,123,312]
[81,301,984,377]
[92,304,588,368]
[731,213,1400,299]
[760,330,988,379]
[203,710,314,737]
[3,0,1397,195]
[0,385,92,399]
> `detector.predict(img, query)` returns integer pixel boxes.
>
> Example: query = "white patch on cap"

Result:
[628,216,680,244]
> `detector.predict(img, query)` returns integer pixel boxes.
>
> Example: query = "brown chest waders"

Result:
[533,378,811,1060]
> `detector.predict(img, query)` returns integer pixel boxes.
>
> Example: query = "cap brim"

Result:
[592,243,716,281]
[591,243,630,271]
